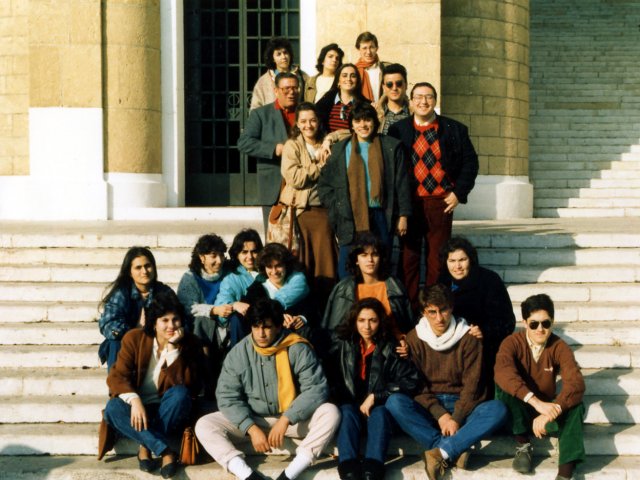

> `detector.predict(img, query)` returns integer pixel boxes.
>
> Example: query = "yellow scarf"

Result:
[252,333,310,412]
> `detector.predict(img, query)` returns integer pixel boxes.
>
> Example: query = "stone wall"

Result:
[316,0,441,92]
[441,0,529,177]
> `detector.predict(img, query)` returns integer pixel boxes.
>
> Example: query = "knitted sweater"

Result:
[406,328,486,424]
[494,331,585,412]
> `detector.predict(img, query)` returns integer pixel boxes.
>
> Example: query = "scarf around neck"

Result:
[347,133,384,233]
[355,57,378,102]
[415,316,470,351]
[252,332,310,412]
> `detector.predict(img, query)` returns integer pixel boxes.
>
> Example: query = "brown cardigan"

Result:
[406,328,486,424]
[494,330,585,412]
[98,328,201,459]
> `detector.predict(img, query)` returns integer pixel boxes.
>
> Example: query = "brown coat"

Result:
[98,328,202,459]
[280,134,324,215]
[494,330,585,412]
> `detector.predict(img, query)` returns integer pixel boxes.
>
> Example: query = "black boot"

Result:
[338,459,362,480]
[362,458,385,480]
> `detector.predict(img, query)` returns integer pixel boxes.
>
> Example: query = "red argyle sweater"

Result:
[411,119,453,197]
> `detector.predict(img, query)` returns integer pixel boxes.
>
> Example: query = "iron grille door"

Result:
[184,0,301,206]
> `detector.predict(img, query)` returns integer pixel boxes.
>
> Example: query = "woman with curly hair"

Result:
[250,36,308,110]
[304,42,344,103]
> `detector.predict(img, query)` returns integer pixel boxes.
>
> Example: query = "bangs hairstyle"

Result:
[350,102,380,133]
[315,43,344,73]
[439,236,479,271]
[263,37,294,70]
[289,102,323,140]
[257,243,299,276]
[143,289,185,337]
[100,246,157,309]
[419,284,454,312]
[347,231,389,282]
[246,298,285,328]
[335,297,389,342]
[189,234,227,274]
[521,293,555,320]
[228,229,263,269]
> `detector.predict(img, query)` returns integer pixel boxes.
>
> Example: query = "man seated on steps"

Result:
[385,284,508,480]
[195,298,340,480]
[495,293,585,480]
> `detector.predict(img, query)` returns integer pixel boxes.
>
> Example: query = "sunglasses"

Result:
[385,80,404,89]
[528,319,552,330]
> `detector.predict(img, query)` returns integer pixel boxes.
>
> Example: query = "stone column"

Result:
[441,0,533,219]
[103,0,167,213]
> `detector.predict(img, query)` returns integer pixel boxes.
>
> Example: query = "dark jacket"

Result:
[328,334,420,405]
[317,135,412,246]
[315,88,369,133]
[439,265,515,361]
[387,114,479,203]
[321,276,414,333]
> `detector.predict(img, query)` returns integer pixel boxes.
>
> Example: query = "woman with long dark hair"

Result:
[328,298,419,480]
[98,246,172,370]
[99,290,201,478]
[304,43,344,103]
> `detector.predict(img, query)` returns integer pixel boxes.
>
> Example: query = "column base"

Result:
[456,175,533,220]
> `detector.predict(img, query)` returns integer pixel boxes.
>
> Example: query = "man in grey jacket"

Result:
[195,298,340,480]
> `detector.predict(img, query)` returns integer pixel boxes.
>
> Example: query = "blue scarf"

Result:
[194,272,223,304]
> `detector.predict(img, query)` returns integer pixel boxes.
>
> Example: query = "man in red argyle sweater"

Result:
[388,83,478,311]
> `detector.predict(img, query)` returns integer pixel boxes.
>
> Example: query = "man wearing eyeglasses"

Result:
[376,63,411,134]
[387,83,478,311]
[238,72,300,232]
[495,294,585,480]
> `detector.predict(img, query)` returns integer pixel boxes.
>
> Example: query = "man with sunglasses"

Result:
[238,72,300,233]
[388,82,478,312]
[376,63,411,134]
[495,294,585,480]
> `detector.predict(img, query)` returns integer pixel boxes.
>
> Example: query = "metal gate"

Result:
[184,1,301,206]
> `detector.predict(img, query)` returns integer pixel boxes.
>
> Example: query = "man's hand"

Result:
[233,301,250,316]
[248,424,271,453]
[437,413,459,436]
[396,216,408,237]
[532,414,551,439]
[275,143,284,157]
[268,416,290,449]
[443,192,459,214]
[283,314,305,331]
[468,324,483,340]
[529,397,562,421]
[130,397,148,432]
[212,304,234,318]
[359,393,376,417]
[396,338,409,358]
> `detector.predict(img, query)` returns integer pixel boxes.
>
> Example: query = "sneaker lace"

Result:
[515,443,531,456]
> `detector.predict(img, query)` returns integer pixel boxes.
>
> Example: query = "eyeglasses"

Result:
[413,94,435,102]
[385,80,404,89]
[528,319,552,330]
[279,86,299,93]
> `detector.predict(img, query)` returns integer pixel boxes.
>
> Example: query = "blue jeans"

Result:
[386,393,507,459]
[99,339,121,372]
[337,404,396,463]
[337,208,391,279]
[104,385,192,456]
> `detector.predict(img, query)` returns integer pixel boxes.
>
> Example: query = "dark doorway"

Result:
[184,1,301,205]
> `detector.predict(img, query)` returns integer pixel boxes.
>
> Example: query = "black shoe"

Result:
[338,459,362,480]
[248,472,266,480]
[160,460,178,478]
[137,446,156,473]
[275,472,290,480]
[362,458,385,480]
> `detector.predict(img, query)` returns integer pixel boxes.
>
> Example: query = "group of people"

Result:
[94,32,585,480]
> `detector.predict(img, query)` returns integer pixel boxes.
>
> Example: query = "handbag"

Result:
[266,182,300,253]
[179,426,200,465]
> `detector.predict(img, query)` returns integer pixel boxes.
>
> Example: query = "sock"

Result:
[558,461,575,478]
[515,434,530,444]
[228,456,253,480]
[284,452,313,480]
[439,448,449,460]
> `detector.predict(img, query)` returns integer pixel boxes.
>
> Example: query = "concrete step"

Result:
[499,265,640,284]
[534,188,640,200]
[552,321,640,347]
[1,454,637,480]
[535,197,640,208]
[0,322,101,345]
[551,302,640,323]
[0,301,98,323]
[534,207,639,218]
[0,264,185,284]
[0,247,191,266]
[584,395,640,424]
[0,282,178,303]
[0,422,636,456]
[506,283,640,303]
[480,247,640,267]
[0,367,105,396]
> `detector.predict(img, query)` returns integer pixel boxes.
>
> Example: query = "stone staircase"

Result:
[530,0,640,218]
[0,217,639,478]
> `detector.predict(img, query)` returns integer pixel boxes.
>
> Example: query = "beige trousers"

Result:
[195,402,340,470]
